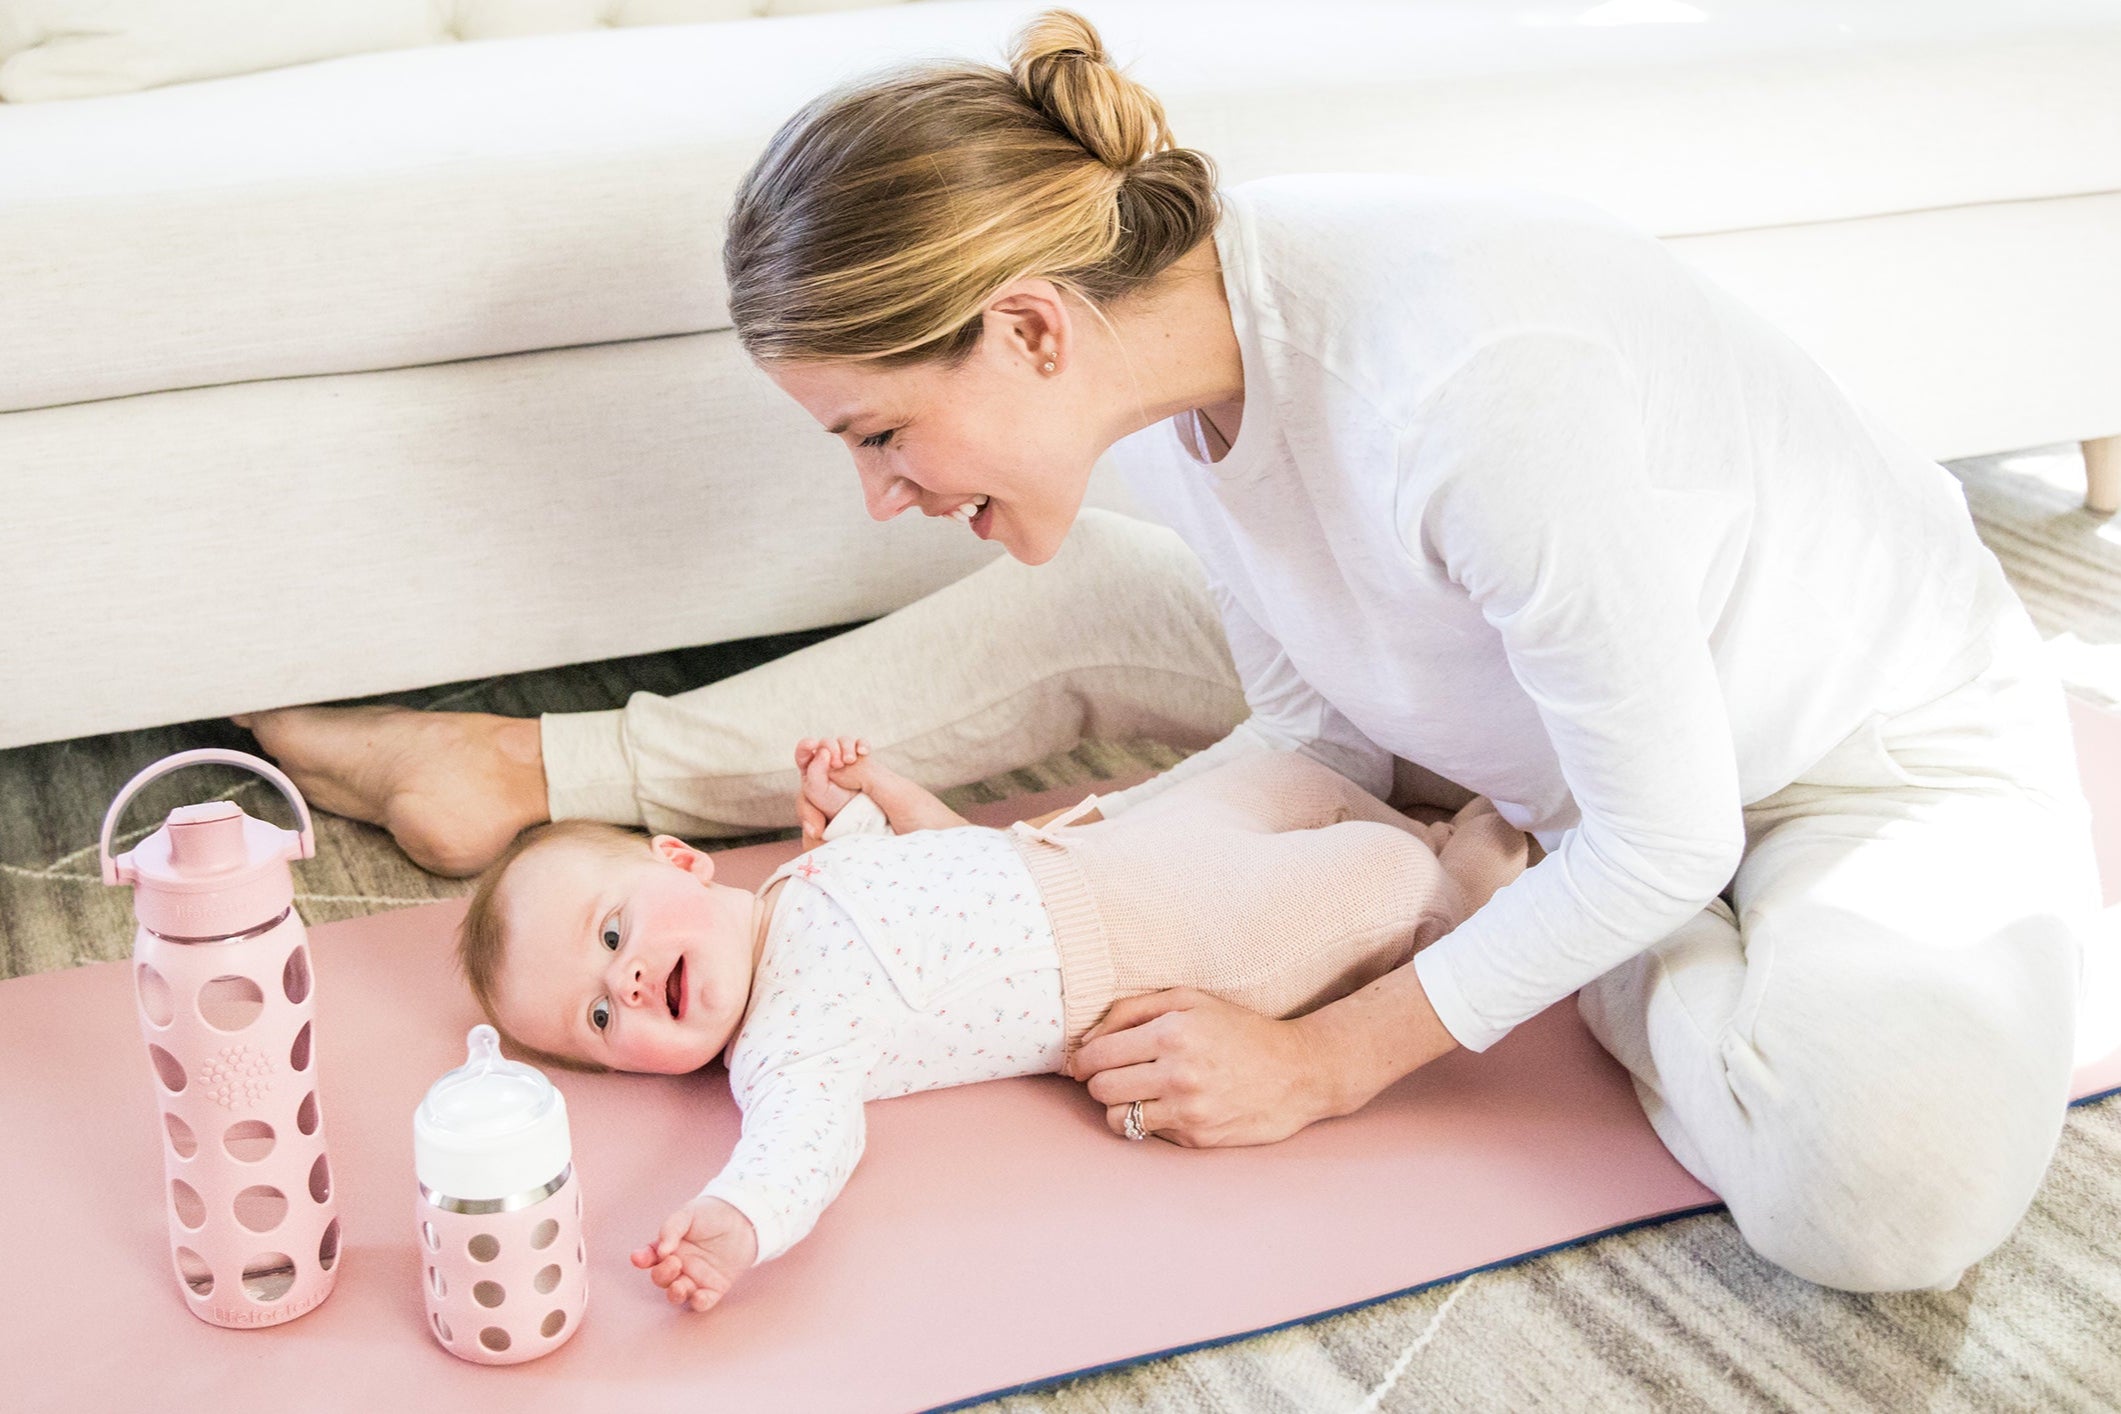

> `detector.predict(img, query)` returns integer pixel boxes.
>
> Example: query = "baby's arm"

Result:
[636,1051,870,1314]
[796,737,969,838]
[700,1068,868,1265]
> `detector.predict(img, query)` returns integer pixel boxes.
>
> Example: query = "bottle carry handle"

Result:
[99,748,316,886]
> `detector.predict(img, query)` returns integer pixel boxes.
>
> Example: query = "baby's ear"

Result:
[649,833,716,884]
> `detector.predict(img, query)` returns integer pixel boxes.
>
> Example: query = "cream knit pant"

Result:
[541,508,2099,1294]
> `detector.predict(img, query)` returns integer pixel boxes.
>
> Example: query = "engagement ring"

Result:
[1124,1099,1147,1141]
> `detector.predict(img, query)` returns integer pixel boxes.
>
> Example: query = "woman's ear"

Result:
[649,833,716,883]
[984,280,1070,371]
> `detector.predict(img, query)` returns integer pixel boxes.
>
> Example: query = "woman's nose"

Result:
[859,466,917,522]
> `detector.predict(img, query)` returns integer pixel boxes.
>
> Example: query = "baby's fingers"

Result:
[654,1208,693,1259]
[679,1260,732,1314]
[803,749,837,791]
[679,1253,726,1289]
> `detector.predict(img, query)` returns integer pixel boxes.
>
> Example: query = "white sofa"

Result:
[3,0,2118,749]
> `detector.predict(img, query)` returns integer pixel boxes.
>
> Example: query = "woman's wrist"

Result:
[1294,955,1460,1119]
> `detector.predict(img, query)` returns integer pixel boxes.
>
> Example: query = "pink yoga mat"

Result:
[6,700,2119,1413]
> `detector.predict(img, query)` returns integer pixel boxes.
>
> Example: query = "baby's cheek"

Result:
[635,1027,723,1076]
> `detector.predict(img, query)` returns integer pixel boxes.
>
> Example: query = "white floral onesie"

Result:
[696,794,1068,1263]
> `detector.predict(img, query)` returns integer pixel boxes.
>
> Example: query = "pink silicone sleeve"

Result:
[136,915,339,1327]
[416,1170,588,1365]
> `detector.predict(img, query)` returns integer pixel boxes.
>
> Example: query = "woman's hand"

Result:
[630,1197,759,1313]
[1069,961,1463,1146]
[1064,988,1339,1148]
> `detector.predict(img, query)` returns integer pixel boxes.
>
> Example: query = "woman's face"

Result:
[762,281,1125,566]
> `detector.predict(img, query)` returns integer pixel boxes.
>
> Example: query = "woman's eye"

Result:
[602,922,621,951]
[859,429,894,450]
[590,999,611,1032]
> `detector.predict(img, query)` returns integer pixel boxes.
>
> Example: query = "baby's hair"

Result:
[455,819,658,1075]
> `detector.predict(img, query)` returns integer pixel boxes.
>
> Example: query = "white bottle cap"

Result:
[414,1025,572,1203]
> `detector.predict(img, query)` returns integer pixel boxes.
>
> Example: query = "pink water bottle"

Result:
[100,748,338,1327]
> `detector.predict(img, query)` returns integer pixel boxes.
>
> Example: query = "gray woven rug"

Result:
[5,446,2117,1412]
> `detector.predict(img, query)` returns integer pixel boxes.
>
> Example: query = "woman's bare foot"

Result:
[232,704,550,877]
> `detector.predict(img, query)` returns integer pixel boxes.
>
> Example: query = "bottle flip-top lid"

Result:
[99,749,317,941]
[415,1025,572,1203]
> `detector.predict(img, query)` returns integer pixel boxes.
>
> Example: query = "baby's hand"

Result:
[629,1197,759,1314]
[795,736,870,844]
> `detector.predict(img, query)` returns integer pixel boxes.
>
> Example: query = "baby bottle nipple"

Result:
[419,1026,557,1164]
[413,1025,586,1364]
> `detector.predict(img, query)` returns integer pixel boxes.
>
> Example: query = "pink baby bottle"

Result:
[414,1025,587,1364]
[99,747,338,1327]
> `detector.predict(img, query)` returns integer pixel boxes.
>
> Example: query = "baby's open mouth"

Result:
[665,955,685,1021]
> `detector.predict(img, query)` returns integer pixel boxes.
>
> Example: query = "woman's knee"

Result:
[1729,1083,2062,1291]
[1732,1141,2044,1293]
[1722,965,2073,1291]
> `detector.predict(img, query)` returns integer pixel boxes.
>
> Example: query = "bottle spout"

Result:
[166,801,250,874]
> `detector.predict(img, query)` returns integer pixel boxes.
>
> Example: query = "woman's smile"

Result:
[946,495,997,539]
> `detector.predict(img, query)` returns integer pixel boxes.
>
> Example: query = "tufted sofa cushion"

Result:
[0,0,921,103]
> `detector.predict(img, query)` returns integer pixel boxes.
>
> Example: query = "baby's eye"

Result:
[602,921,621,951]
[591,998,611,1032]
[859,429,894,450]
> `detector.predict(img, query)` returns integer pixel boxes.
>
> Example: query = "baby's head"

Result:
[456,821,765,1076]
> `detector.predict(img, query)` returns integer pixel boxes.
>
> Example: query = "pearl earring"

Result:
[1042,359,1056,373]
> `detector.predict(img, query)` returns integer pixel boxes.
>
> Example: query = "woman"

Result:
[243,9,2101,1293]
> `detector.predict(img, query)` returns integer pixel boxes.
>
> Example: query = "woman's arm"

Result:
[1399,332,1744,1052]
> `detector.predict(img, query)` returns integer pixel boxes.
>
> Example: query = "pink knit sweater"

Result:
[1003,751,1530,1055]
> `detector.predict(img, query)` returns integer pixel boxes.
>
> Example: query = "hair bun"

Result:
[1009,8,1171,171]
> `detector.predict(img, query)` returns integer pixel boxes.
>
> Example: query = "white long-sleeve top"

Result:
[1096,173,2021,1053]
[697,801,1066,1262]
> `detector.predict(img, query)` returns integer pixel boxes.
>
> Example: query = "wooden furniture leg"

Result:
[2087,434,2121,516]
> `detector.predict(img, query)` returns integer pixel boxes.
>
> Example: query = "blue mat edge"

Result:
[924,1080,2121,1413]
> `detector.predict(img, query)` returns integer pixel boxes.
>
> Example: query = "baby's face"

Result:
[490,834,763,1074]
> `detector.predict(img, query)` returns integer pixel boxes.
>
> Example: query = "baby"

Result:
[455,739,1528,1314]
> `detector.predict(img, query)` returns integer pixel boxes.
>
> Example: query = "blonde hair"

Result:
[455,819,657,1074]
[723,7,1221,369]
